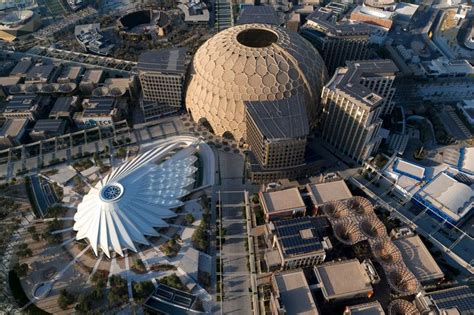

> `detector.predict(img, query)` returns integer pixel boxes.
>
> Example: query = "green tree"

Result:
[13,263,29,277]
[75,294,90,312]
[58,289,75,310]
[185,213,194,225]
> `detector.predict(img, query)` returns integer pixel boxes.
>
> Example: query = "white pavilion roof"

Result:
[73,143,198,257]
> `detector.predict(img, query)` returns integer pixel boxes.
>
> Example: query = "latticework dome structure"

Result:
[345,196,374,216]
[364,0,397,9]
[387,265,420,296]
[73,143,199,257]
[371,238,403,265]
[359,216,387,239]
[388,299,420,315]
[333,219,364,245]
[186,23,327,141]
[321,201,350,220]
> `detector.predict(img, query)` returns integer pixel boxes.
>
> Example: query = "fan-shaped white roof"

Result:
[73,143,198,257]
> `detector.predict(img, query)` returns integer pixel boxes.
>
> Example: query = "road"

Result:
[214,151,257,315]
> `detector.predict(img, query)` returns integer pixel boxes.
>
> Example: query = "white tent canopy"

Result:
[73,142,198,258]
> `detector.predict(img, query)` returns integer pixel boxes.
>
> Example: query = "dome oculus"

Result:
[236,28,278,48]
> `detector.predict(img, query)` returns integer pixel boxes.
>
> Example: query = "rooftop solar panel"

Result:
[274,216,329,257]
[429,286,474,312]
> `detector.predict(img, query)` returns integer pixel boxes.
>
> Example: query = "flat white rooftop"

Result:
[394,235,444,283]
[461,147,474,174]
[417,172,473,222]
[274,270,319,315]
[314,259,372,300]
[261,187,305,214]
[393,158,426,180]
[307,180,353,205]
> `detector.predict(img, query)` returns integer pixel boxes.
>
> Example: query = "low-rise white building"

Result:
[415,170,473,224]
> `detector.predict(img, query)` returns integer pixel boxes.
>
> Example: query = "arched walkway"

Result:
[198,118,215,134]
[222,131,235,141]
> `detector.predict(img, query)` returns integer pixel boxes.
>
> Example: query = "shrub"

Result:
[158,274,186,291]
[185,213,194,225]
[13,263,29,277]
[58,289,75,310]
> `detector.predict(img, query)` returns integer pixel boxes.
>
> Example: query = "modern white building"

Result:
[385,158,426,201]
[415,171,473,224]
[73,141,200,257]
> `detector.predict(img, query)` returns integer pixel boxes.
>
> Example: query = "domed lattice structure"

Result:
[73,143,199,258]
[388,299,420,315]
[333,219,364,245]
[359,216,387,239]
[371,238,403,265]
[345,196,374,216]
[322,201,350,220]
[387,265,420,296]
[186,23,328,141]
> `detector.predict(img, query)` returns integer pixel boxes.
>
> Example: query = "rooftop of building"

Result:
[305,5,370,37]
[9,59,32,76]
[314,259,373,300]
[416,171,473,222]
[245,93,309,140]
[82,97,116,115]
[137,48,188,74]
[25,64,56,82]
[237,6,280,25]
[307,180,353,205]
[421,58,474,77]
[274,270,319,315]
[261,187,306,214]
[81,69,104,84]
[326,60,398,108]
[31,119,67,133]
[0,76,21,86]
[143,284,204,315]
[443,147,474,176]
[385,158,426,196]
[50,96,78,115]
[393,235,444,283]
[350,5,395,21]
[460,146,474,174]
[344,301,385,315]
[393,158,426,181]
[57,65,83,83]
[425,285,474,314]
[177,0,209,23]
[5,94,39,111]
[0,119,28,138]
[272,216,330,258]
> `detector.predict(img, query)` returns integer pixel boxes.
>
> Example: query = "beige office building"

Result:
[301,5,370,75]
[137,49,188,121]
[320,60,398,163]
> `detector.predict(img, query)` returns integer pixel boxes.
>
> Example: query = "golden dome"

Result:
[186,23,327,141]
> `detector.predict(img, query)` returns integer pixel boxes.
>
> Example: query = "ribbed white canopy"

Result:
[73,143,198,258]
